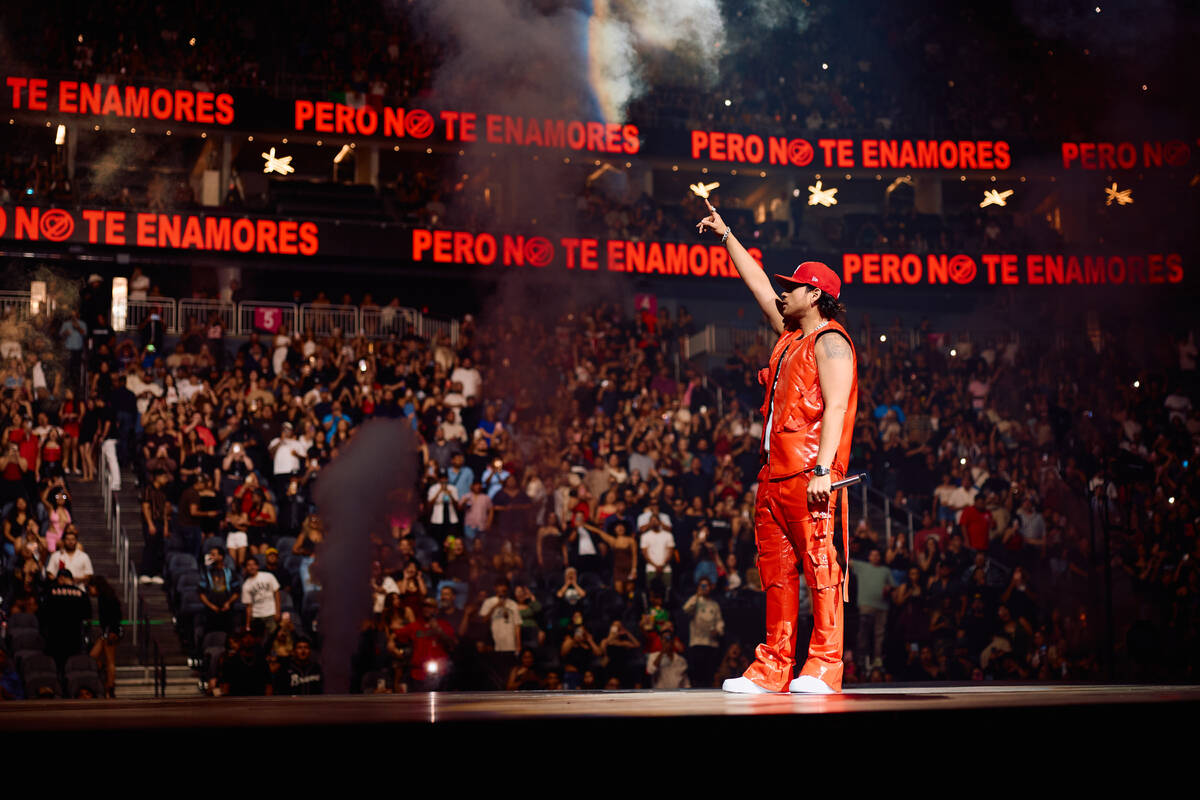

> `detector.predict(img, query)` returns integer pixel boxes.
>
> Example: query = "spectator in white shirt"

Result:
[46,529,94,586]
[269,421,310,499]
[450,357,482,401]
[426,472,460,542]
[478,578,521,656]
[241,556,281,638]
[639,510,676,591]
[30,355,50,400]
[441,409,468,444]
[125,367,163,416]
[1016,496,1047,552]
[129,267,150,300]
[943,474,978,523]
[370,560,400,614]
[1164,385,1193,424]
[636,500,672,534]
[646,632,691,689]
[178,372,204,402]
[443,381,466,413]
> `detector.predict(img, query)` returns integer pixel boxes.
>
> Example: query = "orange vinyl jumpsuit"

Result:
[741,318,858,692]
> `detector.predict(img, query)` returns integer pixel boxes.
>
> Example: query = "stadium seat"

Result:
[13,649,44,671]
[283,552,305,575]
[165,552,198,581]
[176,591,209,654]
[301,590,322,631]
[171,570,202,607]
[7,612,39,632]
[20,653,57,681]
[9,630,44,654]
[178,590,207,619]
[24,673,62,698]
[67,672,104,698]
[275,536,297,555]
[63,653,98,678]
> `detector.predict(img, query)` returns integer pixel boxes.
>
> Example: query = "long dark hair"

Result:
[807,285,847,319]
[92,574,118,601]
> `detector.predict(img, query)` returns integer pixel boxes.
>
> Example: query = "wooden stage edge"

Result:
[3,683,1199,731]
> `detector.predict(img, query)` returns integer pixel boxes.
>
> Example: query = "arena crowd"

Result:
[2,264,1197,697]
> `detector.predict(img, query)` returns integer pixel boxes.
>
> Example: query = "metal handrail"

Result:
[99,449,140,651]
[136,596,165,694]
[299,303,360,337]
[155,638,167,697]
[177,298,236,336]
[0,287,457,345]
[124,297,178,335]
[847,481,915,550]
[238,300,300,336]
[138,595,148,669]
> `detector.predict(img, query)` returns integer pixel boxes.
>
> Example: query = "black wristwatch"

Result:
[812,465,830,477]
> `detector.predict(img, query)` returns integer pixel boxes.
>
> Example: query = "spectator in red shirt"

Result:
[914,511,948,552]
[394,597,457,691]
[959,494,993,551]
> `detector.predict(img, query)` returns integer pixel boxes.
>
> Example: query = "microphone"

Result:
[831,472,869,490]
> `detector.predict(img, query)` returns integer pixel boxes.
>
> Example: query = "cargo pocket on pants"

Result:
[805,550,836,591]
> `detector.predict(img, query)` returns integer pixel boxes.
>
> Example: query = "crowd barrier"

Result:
[1,292,459,346]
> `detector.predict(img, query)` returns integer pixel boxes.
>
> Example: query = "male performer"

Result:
[698,200,857,694]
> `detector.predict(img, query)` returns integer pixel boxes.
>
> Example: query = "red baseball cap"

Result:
[775,261,842,300]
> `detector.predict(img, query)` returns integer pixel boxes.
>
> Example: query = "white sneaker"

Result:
[138,575,153,585]
[788,675,836,694]
[151,576,164,584]
[721,676,773,694]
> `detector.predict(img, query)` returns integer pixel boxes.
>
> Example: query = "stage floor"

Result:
[4,683,1198,731]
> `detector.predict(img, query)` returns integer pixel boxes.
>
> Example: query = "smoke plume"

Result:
[411,0,726,125]
[313,419,418,692]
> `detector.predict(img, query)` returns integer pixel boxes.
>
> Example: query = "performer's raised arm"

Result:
[697,199,784,335]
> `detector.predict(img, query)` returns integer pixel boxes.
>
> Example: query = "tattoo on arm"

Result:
[819,332,853,360]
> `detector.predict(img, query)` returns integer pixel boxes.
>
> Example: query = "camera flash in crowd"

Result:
[54,124,66,145]
[879,334,887,343]
[1133,380,1141,389]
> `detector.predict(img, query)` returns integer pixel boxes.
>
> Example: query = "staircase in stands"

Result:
[73,467,201,698]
